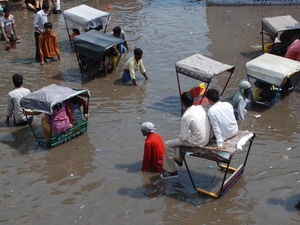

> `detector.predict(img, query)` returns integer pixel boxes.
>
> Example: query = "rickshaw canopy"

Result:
[175,54,235,108]
[175,54,235,83]
[262,15,300,39]
[246,53,300,87]
[73,30,125,61]
[63,4,111,30]
[20,84,90,115]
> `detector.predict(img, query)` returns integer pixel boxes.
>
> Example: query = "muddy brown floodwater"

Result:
[0,0,299,224]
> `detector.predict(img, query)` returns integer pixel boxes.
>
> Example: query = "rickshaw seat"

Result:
[179,130,255,198]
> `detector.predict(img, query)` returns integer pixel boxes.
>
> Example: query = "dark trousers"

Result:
[34,32,40,61]
[15,116,33,126]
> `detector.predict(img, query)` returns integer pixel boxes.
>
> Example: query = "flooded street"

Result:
[0,0,299,224]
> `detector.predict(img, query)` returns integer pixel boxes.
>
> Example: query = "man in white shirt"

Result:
[160,92,211,179]
[33,2,49,61]
[111,26,129,52]
[6,73,32,126]
[206,88,238,150]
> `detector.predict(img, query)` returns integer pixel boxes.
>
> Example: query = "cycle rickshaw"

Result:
[174,54,256,198]
[261,15,300,56]
[246,53,300,107]
[20,84,90,148]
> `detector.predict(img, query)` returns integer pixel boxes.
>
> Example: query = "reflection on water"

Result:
[0,0,299,224]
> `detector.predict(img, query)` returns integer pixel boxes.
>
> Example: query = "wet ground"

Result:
[0,0,299,224]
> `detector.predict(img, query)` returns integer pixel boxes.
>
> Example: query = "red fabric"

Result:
[285,39,300,62]
[141,133,165,173]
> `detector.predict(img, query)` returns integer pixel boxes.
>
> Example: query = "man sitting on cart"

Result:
[206,88,238,151]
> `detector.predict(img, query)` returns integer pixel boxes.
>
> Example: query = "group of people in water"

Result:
[2,0,298,177]
[140,80,252,179]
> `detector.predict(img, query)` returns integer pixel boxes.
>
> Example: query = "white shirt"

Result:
[7,87,31,124]
[110,30,127,41]
[179,105,211,146]
[207,101,238,147]
[33,10,48,33]
[234,98,250,120]
[0,14,14,36]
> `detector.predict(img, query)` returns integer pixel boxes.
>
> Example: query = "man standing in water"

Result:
[230,80,251,120]
[0,6,20,51]
[121,48,148,86]
[33,2,49,62]
[39,22,62,65]
[140,122,165,173]
[6,73,33,126]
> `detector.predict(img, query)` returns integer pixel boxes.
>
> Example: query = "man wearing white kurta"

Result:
[161,92,211,179]
[206,88,238,150]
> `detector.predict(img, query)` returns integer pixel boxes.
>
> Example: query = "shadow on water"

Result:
[240,50,262,60]
[148,95,181,117]
[58,40,73,54]
[55,69,82,83]
[10,57,37,64]
[267,194,300,212]
[115,160,142,173]
[0,124,38,154]
[116,159,221,206]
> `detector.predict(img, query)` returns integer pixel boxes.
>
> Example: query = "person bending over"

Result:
[230,80,251,120]
[121,48,148,86]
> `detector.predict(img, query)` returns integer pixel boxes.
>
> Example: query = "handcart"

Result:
[63,4,111,48]
[246,53,300,107]
[20,84,90,148]
[261,15,300,56]
[73,29,126,79]
[175,54,235,109]
[180,130,256,199]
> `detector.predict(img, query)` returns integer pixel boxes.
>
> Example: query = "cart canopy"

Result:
[63,4,110,30]
[175,54,235,83]
[262,15,300,39]
[246,53,300,87]
[20,84,90,115]
[73,30,125,61]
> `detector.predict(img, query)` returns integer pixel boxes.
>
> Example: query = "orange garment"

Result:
[141,133,165,173]
[38,31,61,62]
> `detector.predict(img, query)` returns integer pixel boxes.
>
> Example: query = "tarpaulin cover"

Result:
[20,84,90,115]
[73,30,125,60]
[175,54,234,83]
[63,4,110,30]
[262,15,300,39]
[246,53,300,86]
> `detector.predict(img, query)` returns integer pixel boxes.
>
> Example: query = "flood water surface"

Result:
[0,0,299,224]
